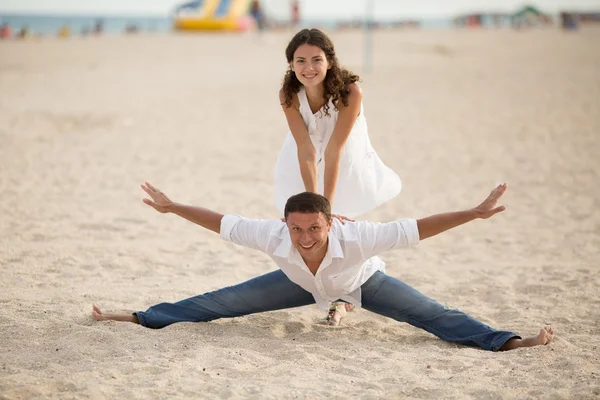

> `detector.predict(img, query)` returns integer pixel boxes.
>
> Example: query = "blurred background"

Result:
[1,0,599,38]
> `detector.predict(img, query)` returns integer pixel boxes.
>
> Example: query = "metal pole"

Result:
[364,0,374,73]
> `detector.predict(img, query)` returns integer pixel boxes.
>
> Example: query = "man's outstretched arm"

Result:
[417,183,507,240]
[141,181,223,233]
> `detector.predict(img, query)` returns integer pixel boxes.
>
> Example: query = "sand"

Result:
[1,27,599,399]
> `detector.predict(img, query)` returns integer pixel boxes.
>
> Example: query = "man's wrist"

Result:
[165,202,179,214]
[470,208,483,219]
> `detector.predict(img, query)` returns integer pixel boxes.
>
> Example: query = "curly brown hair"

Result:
[281,29,360,116]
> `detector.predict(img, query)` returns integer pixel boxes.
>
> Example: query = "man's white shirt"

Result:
[220,216,420,310]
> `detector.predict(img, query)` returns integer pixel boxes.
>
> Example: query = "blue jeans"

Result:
[135,270,519,351]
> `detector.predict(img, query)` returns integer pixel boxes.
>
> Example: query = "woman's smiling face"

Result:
[290,44,330,89]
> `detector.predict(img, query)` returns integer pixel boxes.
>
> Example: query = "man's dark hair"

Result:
[284,192,332,221]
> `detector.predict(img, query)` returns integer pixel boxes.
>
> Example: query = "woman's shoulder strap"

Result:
[297,87,310,111]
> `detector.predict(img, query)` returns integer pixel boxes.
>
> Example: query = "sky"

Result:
[0,0,599,19]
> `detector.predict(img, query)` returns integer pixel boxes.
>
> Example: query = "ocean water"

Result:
[0,12,452,37]
[0,14,173,36]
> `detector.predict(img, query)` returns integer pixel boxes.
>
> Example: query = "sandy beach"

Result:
[1,27,599,399]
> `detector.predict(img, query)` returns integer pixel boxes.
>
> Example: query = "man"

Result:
[93,182,554,351]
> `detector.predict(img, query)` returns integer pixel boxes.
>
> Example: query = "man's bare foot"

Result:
[92,304,103,320]
[92,304,139,324]
[500,326,554,351]
[325,302,354,326]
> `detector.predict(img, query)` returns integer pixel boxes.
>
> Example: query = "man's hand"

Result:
[141,182,174,213]
[417,183,508,240]
[474,183,507,219]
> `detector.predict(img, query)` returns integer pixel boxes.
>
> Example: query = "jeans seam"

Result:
[228,286,262,314]
[364,272,387,301]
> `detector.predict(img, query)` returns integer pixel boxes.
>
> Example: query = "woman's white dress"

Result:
[274,86,401,218]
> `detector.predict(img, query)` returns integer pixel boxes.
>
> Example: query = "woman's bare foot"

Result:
[92,304,139,324]
[500,326,554,351]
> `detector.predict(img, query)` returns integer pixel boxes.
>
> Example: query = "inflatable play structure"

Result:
[174,0,253,31]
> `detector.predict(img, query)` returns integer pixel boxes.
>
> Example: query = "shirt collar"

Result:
[273,226,293,259]
[327,230,345,259]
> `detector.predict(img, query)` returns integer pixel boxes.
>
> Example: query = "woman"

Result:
[275,29,402,325]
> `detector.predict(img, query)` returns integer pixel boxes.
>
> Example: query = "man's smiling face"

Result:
[286,212,332,262]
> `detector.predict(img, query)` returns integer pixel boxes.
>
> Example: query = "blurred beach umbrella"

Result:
[512,5,551,27]
[513,5,547,19]
[176,1,203,13]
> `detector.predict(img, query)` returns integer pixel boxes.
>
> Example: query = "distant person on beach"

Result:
[93,20,104,35]
[250,0,266,32]
[275,28,402,324]
[290,0,300,28]
[16,25,31,40]
[58,24,70,38]
[1,23,12,39]
[560,12,578,31]
[92,182,555,352]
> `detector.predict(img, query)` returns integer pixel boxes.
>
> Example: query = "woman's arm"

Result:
[280,89,318,193]
[323,83,362,203]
